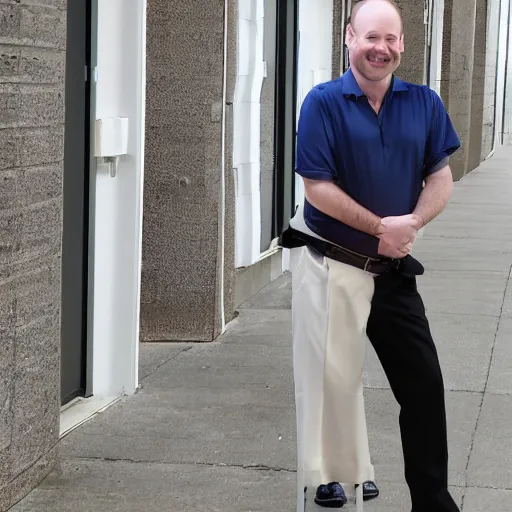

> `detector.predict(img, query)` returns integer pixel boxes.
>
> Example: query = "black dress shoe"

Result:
[355,480,380,501]
[314,482,348,508]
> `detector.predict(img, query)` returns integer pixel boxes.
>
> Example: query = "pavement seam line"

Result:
[461,263,512,511]
[364,386,484,394]
[237,308,504,319]
[67,456,296,473]
[140,345,194,383]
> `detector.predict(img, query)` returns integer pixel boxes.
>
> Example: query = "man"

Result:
[283,0,461,510]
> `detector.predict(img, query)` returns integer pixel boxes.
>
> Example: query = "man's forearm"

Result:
[413,166,453,227]
[303,178,382,236]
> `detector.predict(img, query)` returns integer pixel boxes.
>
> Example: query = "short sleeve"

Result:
[423,90,461,177]
[296,88,337,181]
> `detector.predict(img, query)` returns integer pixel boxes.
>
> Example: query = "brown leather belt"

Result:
[280,226,423,276]
[319,239,403,274]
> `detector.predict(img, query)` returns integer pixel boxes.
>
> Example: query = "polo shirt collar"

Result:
[342,67,409,98]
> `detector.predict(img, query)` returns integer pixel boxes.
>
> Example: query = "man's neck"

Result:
[351,67,393,106]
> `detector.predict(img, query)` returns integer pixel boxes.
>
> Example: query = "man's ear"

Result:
[345,23,354,46]
[399,33,405,53]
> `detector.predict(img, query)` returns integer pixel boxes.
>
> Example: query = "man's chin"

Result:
[362,65,396,82]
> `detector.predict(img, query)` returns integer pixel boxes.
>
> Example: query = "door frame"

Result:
[61,0,93,405]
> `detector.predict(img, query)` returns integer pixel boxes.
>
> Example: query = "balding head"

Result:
[349,0,403,33]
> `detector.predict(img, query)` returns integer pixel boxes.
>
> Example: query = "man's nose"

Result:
[375,40,387,52]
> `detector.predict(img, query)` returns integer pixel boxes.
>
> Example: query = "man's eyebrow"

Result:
[363,31,399,38]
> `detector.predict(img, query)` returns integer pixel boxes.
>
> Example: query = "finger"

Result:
[398,244,411,255]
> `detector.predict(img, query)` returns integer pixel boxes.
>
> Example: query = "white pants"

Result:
[291,246,375,511]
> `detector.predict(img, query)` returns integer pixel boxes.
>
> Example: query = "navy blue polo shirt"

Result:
[295,68,461,257]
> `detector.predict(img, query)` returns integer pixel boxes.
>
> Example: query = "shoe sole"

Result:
[363,491,379,502]
[313,497,347,508]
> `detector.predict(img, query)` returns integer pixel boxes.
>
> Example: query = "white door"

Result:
[88,0,147,397]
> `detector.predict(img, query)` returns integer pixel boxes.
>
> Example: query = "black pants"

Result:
[367,272,460,512]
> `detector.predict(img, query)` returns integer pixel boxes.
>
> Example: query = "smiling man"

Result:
[284,0,461,511]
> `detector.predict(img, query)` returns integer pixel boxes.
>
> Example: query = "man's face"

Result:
[345,1,404,82]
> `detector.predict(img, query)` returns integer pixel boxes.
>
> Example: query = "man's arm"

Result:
[304,178,421,258]
[303,178,382,236]
[412,165,453,227]
[411,89,459,228]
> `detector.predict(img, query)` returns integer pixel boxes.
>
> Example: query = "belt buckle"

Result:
[363,258,372,273]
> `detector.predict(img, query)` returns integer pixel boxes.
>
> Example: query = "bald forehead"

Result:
[350,0,403,32]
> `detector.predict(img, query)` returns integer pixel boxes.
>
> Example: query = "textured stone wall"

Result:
[442,0,476,179]
[440,1,453,110]
[442,0,488,179]
[0,0,66,509]
[142,0,236,341]
[394,0,426,85]
[467,0,488,171]
[215,0,237,336]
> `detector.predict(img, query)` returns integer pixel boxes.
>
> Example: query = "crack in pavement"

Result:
[69,456,296,473]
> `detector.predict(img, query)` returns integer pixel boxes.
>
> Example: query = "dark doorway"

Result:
[273,0,299,238]
[61,0,92,405]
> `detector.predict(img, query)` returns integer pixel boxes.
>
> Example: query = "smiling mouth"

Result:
[367,56,391,66]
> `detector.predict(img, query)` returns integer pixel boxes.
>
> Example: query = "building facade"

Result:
[1,0,511,508]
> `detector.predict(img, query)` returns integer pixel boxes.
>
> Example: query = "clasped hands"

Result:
[376,214,424,259]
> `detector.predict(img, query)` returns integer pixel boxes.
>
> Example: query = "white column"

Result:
[233,0,265,268]
[429,0,444,94]
[295,0,333,208]
[90,0,146,396]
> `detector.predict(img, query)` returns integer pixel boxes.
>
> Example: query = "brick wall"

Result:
[0,1,66,508]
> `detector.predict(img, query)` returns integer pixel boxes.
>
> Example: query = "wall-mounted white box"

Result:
[94,117,129,157]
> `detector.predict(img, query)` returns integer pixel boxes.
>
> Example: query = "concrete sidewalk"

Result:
[12,146,512,511]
